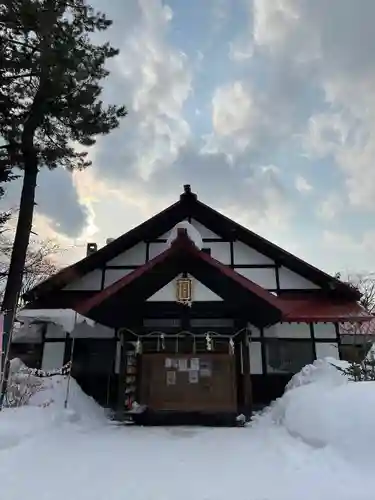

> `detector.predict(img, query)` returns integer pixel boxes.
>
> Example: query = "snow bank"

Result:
[29,375,106,425]
[260,357,375,464]
[0,359,107,450]
[167,221,203,249]
[285,357,349,391]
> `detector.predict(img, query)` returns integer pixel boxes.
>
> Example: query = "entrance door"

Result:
[140,353,237,412]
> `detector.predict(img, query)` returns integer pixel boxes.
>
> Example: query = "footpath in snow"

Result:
[0,357,374,500]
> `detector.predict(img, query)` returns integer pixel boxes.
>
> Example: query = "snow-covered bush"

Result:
[335,344,375,381]
[4,358,49,408]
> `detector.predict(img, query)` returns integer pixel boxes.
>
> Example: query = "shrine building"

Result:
[13,185,372,424]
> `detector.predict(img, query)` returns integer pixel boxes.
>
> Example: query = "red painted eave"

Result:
[74,229,371,325]
[280,297,373,323]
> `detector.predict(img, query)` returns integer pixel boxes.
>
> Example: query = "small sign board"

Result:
[189,370,199,384]
[166,371,176,386]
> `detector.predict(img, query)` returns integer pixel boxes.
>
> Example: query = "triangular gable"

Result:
[25,185,359,302]
[74,229,285,328]
[147,277,223,302]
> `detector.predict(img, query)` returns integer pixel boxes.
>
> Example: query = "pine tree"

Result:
[0,0,127,342]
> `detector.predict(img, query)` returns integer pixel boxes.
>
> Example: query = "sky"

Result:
[5,0,375,275]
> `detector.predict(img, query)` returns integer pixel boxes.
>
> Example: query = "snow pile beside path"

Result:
[5,358,106,426]
[0,364,108,452]
[285,357,349,391]
[29,375,107,425]
[261,358,375,463]
[0,406,61,450]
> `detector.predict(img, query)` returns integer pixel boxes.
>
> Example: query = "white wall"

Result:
[71,322,115,338]
[64,269,102,291]
[147,276,223,301]
[236,267,277,289]
[249,342,262,374]
[315,342,340,360]
[45,323,66,339]
[107,242,147,266]
[104,268,133,287]
[314,323,337,339]
[64,215,326,297]
[149,241,167,260]
[278,266,319,290]
[190,219,220,238]
[264,322,311,338]
[233,241,274,265]
[209,242,231,264]
[44,321,115,339]
[42,342,65,370]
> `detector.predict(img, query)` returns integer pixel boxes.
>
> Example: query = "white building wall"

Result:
[44,320,115,339]
[71,322,115,338]
[209,242,231,264]
[278,266,319,290]
[315,342,340,360]
[236,268,277,289]
[62,215,326,298]
[249,342,262,374]
[64,269,102,291]
[149,242,167,260]
[233,241,274,265]
[42,342,65,370]
[264,322,311,338]
[104,268,133,287]
[190,219,220,238]
[314,323,337,339]
[107,242,147,266]
[45,323,66,339]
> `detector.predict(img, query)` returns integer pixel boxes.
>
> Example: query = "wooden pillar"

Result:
[241,333,252,418]
[116,333,127,415]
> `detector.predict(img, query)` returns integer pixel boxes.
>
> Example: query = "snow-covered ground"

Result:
[0,359,375,500]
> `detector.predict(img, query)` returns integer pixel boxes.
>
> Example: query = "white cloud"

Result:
[249,0,375,210]
[111,0,192,181]
[317,193,343,221]
[295,175,312,193]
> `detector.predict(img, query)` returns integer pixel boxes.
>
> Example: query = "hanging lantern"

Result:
[229,337,235,355]
[176,276,193,306]
[206,333,212,351]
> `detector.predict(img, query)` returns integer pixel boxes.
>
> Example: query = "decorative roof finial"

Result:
[180,184,197,200]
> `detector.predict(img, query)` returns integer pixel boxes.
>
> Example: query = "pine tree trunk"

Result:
[1,149,38,348]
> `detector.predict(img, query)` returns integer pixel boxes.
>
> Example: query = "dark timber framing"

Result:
[24,185,360,303]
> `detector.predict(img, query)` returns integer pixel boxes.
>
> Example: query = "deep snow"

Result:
[0,359,375,500]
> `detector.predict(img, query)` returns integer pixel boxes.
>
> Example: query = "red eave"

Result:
[74,229,372,325]
[280,296,373,323]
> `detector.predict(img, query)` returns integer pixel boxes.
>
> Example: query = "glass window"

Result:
[190,318,234,328]
[266,340,314,373]
[143,318,181,328]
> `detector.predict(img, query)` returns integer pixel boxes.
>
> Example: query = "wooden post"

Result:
[116,334,127,418]
[241,334,252,418]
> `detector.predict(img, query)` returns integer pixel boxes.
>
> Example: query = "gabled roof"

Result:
[73,229,372,328]
[25,185,360,302]
[74,228,285,328]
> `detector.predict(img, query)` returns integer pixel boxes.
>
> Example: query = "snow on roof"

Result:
[17,309,95,333]
[166,221,203,250]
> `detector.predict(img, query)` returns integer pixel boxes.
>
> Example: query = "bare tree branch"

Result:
[0,233,62,306]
